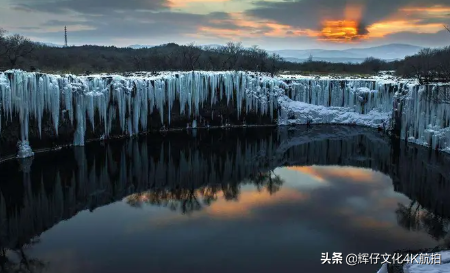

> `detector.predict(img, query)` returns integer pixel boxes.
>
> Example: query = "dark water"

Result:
[1,126,450,273]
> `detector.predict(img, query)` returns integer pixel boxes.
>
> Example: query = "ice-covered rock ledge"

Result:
[0,70,449,159]
[278,74,450,154]
[0,70,284,158]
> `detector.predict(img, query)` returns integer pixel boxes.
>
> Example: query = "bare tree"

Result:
[268,53,284,77]
[3,34,35,68]
[180,43,202,71]
[202,45,223,70]
[445,24,450,33]
[0,28,7,60]
[221,42,244,70]
[244,45,269,72]
[132,55,142,71]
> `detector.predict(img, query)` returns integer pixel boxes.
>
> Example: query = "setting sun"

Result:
[320,20,368,42]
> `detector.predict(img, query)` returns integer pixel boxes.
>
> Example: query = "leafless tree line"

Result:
[0,28,35,69]
[130,42,284,76]
[0,26,449,81]
[396,46,450,84]
[0,28,285,75]
[0,27,388,76]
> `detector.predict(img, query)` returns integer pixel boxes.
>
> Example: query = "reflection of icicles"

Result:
[3,126,450,249]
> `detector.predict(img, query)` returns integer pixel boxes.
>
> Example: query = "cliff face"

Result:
[0,70,449,158]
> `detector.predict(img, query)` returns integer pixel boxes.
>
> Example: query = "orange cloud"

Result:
[364,5,450,38]
[319,20,368,42]
[192,3,450,43]
[344,3,365,22]
[368,20,444,37]
[197,13,319,40]
[287,166,378,183]
[205,189,308,219]
[318,4,369,42]
[400,6,450,14]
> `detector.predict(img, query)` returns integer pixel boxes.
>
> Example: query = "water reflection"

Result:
[0,126,449,273]
[125,170,284,215]
[0,240,46,273]
[396,200,450,241]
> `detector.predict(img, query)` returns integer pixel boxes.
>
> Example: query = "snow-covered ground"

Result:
[278,70,418,86]
[278,97,389,128]
[377,250,450,273]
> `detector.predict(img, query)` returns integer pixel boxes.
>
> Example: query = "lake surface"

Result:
[0,126,449,273]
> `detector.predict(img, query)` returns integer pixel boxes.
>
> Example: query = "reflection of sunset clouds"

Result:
[126,188,308,233]
[287,165,380,184]
[205,189,308,219]
[282,165,432,242]
[124,165,437,248]
[286,166,327,182]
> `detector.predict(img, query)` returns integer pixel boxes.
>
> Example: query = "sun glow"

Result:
[319,4,368,42]
[320,20,368,42]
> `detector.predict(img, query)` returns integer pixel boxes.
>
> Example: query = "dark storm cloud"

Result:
[18,11,240,45]
[10,0,245,43]
[13,0,169,14]
[246,0,450,31]
[43,20,89,26]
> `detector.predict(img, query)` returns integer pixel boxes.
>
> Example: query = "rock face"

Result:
[0,70,449,159]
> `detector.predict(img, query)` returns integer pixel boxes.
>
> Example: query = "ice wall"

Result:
[285,79,395,114]
[0,71,285,157]
[1,70,450,158]
[277,78,399,128]
[397,84,450,152]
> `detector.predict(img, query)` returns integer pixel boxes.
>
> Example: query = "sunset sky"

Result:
[1,0,449,49]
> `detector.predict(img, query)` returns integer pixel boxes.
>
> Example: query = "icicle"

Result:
[0,70,448,156]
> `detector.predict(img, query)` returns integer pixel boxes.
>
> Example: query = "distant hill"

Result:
[284,57,368,64]
[272,44,423,63]
[128,44,225,49]
[128,44,155,49]
[36,42,64,48]
[342,44,424,59]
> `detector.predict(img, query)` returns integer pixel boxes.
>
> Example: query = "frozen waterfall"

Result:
[0,71,284,153]
[0,70,449,158]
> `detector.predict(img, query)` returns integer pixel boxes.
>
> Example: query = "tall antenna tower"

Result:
[64,26,68,47]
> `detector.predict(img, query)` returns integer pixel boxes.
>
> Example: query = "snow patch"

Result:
[16,141,34,158]
[277,97,390,128]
